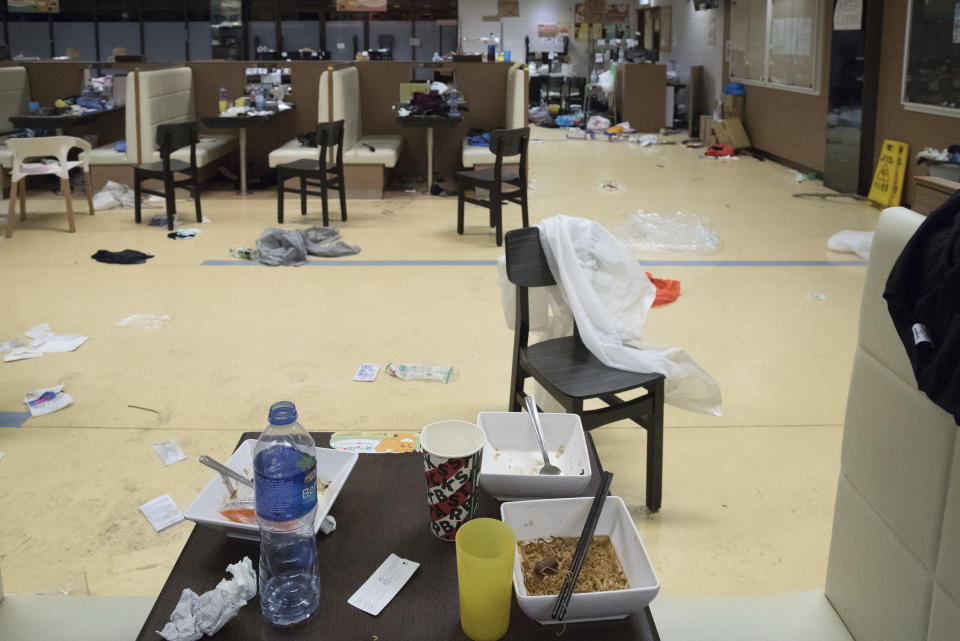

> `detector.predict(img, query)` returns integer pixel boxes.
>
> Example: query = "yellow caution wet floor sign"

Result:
[868,140,909,207]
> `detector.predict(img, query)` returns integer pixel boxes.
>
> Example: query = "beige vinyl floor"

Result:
[0,129,880,601]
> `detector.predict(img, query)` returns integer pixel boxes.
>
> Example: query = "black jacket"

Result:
[883,189,960,425]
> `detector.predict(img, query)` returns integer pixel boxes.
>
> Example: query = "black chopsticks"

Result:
[550,471,614,623]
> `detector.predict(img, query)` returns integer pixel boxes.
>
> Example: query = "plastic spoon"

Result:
[524,395,562,475]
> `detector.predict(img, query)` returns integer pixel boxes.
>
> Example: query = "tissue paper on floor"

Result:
[140,494,184,532]
[153,440,186,465]
[158,557,257,641]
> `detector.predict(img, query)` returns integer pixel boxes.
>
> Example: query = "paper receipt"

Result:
[348,554,420,616]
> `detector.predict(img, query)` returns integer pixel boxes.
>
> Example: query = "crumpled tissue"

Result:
[158,557,257,641]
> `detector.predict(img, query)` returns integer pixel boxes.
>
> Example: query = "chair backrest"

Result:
[824,206,960,641]
[319,66,361,151]
[505,63,527,129]
[0,66,30,132]
[156,121,197,163]
[504,227,555,288]
[490,127,529,160]
[7,136,91,181]
[315,119,344,167]
[137,67,195,162]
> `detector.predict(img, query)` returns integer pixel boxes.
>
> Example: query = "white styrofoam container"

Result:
[184,439,358,540]
[501,496,660,624]
[478,412,592,501]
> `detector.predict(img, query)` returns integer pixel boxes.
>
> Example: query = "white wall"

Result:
[649,0,724,115]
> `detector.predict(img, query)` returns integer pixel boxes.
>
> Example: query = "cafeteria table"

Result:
[201,106,294,196]
[136,432,661,641]
[9,107,123,136]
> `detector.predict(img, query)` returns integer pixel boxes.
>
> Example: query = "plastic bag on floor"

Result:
[92,180,164,210]
[827,230,873,260]
[618,210,723,254]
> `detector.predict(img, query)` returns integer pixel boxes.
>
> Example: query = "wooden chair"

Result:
[504,226,666,512]
[133,121,202,231]
[456,127,530,247]
[5,136,94,238]
[275,120,346,227]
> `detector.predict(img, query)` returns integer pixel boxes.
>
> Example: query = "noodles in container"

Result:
[519,535,629,595]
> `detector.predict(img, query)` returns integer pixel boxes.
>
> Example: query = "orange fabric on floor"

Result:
[647,272,681,307]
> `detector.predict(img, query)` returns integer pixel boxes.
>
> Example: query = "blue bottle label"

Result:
[255,449,318,522]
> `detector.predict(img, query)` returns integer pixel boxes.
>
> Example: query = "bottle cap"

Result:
[268,401,298,425]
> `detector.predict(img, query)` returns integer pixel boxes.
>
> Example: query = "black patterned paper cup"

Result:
[420,420,486,541]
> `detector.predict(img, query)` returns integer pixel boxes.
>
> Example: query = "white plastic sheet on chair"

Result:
[499,214,722,416]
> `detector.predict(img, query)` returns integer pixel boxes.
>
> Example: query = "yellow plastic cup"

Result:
[456,518,516,641]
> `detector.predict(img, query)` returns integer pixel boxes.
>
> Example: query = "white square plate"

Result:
[184,439,358,540]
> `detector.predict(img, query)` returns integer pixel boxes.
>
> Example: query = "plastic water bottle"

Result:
[218,85,228,114]
[255,401,321,626]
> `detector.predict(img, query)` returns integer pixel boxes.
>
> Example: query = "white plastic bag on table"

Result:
[499,215,722,416]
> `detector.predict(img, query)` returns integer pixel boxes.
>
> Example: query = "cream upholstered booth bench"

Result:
[0,66,31,195]
[268,66,403,199]
[651,206,960,641]
[460,62,527,171]
[88,67,236,189]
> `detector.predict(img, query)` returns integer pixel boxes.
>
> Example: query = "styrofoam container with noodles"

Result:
[500,496,659,624]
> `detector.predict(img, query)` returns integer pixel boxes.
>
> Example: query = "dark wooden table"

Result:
[10,107,123,135]
[135,432,660,641]
[200,105,295,196]
[396,113,463,191]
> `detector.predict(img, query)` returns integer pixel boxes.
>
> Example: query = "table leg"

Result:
[426,126,434,192]
[239,128,248,196]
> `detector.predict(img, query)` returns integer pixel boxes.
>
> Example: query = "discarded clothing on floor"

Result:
[256,226,360,266]
[884,190,960,425]
[91,249,154,264]
[498,215,721,416]
[158,557,256,641]
[647,273,681,307]
[92,180,162,210]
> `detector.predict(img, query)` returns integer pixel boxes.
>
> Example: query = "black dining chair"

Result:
[456,127,530,247]
[504,226,666,512]
[275,120,346,227]
[133,121,202,231]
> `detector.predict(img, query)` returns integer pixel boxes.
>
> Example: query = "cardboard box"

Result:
[703,116,752,150]
[721,94,744,120]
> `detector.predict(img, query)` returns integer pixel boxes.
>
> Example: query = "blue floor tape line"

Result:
[203,259,866,267]
[0,411,30,428]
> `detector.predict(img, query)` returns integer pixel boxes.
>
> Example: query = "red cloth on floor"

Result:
[647,272,681,307]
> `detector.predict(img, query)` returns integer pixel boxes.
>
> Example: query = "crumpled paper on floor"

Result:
[4,324,88,362]
[23,384,74,417]
[158,557,257,641]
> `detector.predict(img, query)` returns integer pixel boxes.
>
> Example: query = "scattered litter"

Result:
[92,181,163,210]
[565,128,588,140]
[154,440,186,465]
[157,557,256,641]
[168,228,201,239]
[149,214,180,227]
[705,144,735,158]
[228,247,259,261]
[381,209,394,216]
[0,338,25,353]
[647,273,681,307]
[795,170,824,183]
[129,404,161,414]
[5,324,88,362]
[636,134,659,147]
[586,115,611,130]
[917,147,950,163]
[385,363,457,384]
[619,210,723,254]
[257,226,361,266]
[91,249,154,264]
[527,179,536,190]
[320,514,337,535]
[140,494,184,533]
[600,179,624,192]
[0,453,4,462]
[806,292,827,301]
[23,385,74,417]
[827,230,873,260]
[683,138,704,148]
[115,314,174,330]
[353,363,381,382]
[348,554,420,616]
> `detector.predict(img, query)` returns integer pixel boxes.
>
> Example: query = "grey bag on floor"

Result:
[256,227,361,266]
